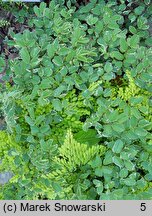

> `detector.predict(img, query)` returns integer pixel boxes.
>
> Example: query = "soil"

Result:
[0,6,31,82]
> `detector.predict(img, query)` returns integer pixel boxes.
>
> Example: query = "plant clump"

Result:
[0,0,152,200]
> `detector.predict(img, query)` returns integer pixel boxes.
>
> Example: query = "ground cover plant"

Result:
[0,0,152,200]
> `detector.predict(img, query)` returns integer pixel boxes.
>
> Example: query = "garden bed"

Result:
[0,0,152,200]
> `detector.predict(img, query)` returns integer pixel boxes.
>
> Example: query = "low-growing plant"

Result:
[0,0,152,200]
[0,19,10,28]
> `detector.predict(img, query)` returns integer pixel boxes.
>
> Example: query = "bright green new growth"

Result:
[114,70,152,122]
[118,70,140,101]
[0,19,10,28]
[0,131,21,173]
[55,129,105,171]
[47,129,106,199]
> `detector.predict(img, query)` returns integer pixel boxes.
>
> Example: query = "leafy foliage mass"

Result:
[0,0,152,200]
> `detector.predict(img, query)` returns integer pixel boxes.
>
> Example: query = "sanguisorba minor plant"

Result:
[0,0,152,199]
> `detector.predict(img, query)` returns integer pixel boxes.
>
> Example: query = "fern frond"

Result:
[55,129,105,171]
[118,70,140,101]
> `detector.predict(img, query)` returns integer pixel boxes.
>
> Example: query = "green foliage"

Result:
[0,131,20,167]
[0,1,34,24]
[55,129,105,171]
[0,19,10,28]
[47,129,106,199]
[0,0,152,200]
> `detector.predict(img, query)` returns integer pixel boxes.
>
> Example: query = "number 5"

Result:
[140,203,146,211]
